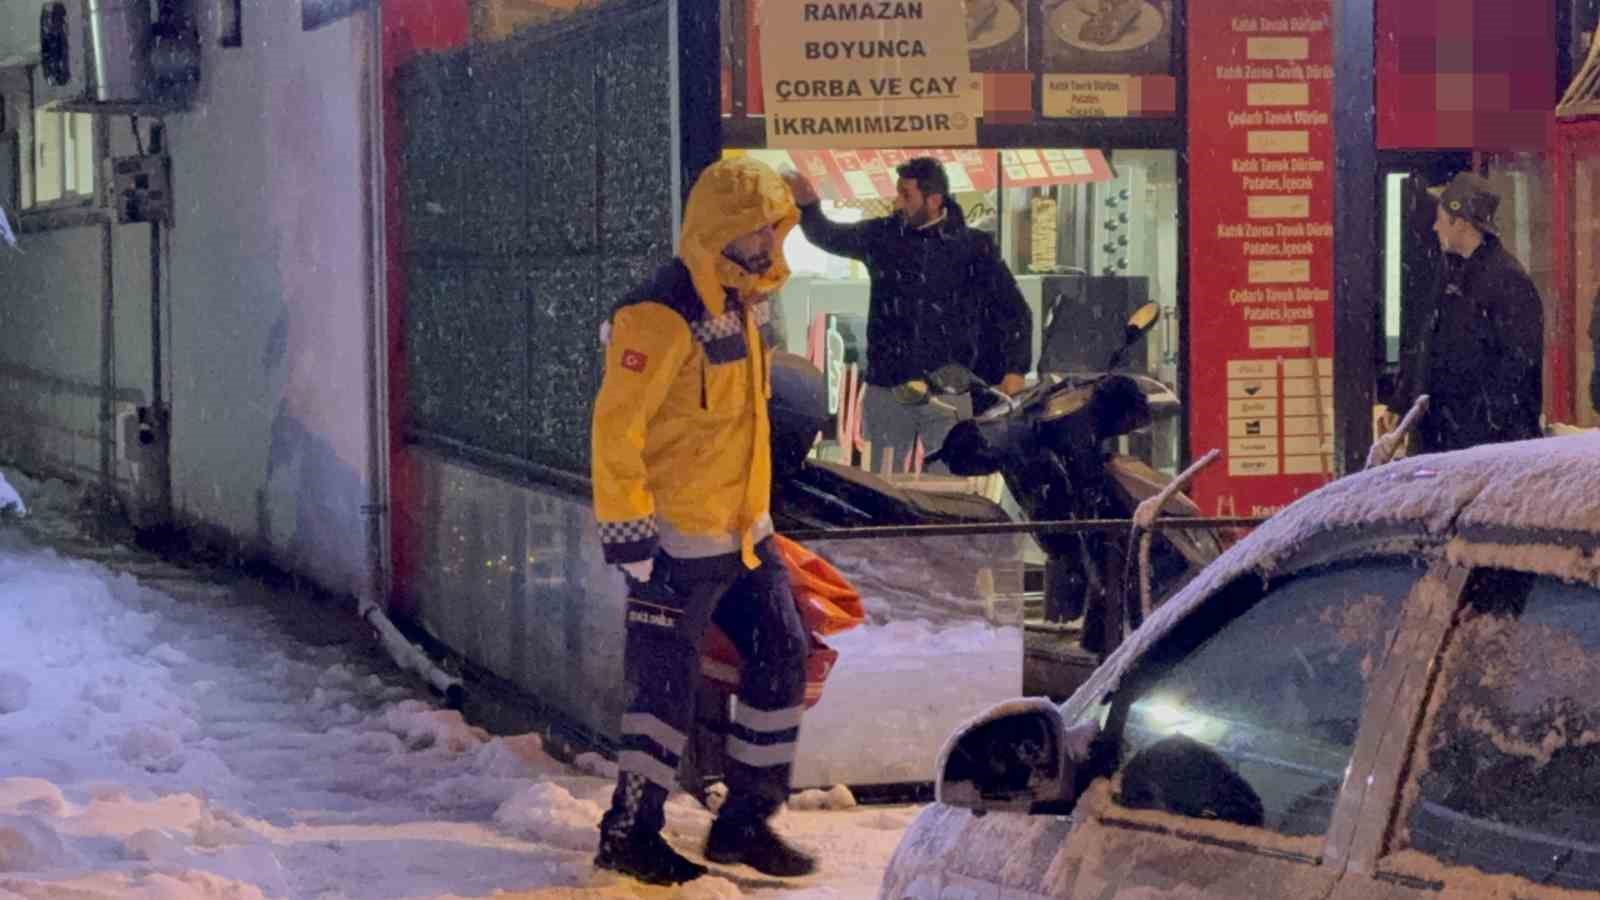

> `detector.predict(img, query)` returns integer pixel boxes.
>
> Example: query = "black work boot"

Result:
[704,815,817,878]
[595,773,707,885]
[595,829,707,885]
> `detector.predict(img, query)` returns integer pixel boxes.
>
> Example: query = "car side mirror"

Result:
[935,698,1096,815]
[927,363,983,396]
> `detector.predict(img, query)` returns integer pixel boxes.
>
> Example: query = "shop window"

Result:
[1384,570,1600,891]
[1383,173,1407,366]
[731,147,1182,476]
[22,105,95,210]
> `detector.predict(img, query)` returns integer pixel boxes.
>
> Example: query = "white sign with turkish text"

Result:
[760,0,977,148]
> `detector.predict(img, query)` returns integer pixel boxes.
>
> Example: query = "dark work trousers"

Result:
[600,537,808,839]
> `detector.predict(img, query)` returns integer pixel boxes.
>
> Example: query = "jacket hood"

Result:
[680,158,798,314]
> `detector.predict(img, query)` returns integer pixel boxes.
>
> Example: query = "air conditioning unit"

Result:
[35,0,198,113]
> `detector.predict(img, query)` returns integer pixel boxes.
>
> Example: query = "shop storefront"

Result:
[382,0,1594,765]
[718,0,1187,492]
[719,0,1341,516]
[706,0,1591,519]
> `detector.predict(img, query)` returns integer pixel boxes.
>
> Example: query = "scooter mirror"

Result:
[927,364,983,395]
[1125,303,1161,340]
[1107,303,1163,371]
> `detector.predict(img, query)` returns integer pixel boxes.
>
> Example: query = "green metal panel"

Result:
[401,0,672,477]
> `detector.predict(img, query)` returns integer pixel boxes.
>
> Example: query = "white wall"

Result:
[0,1,38,65]
[163,1,372,597]
[0,0,375,600]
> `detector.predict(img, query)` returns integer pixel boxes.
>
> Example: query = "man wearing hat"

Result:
[1399,171,1544,453]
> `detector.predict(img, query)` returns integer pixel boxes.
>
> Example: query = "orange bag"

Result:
[700,535,866,707]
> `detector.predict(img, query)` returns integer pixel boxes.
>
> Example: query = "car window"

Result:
[1105,559,1420,839]
[1389,569,1600,891]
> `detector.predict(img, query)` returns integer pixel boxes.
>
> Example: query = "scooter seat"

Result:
[797,460,1012,525]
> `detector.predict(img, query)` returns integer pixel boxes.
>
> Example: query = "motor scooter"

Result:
[918,303,1224,654]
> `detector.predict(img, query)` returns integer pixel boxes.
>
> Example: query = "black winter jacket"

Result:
[796,202,1033,387]
[1400,235,1544,453]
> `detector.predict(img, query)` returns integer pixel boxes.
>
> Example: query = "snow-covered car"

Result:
[881,433,1600,899]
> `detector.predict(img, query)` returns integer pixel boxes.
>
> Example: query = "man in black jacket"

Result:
[1400,172,1544,453]
[783,158,1033,470]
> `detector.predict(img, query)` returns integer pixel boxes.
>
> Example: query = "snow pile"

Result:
[0,468,83,525]
[0,471,24,517]
[494,781,606,852]
[0,468,918,897]
[788,785,857,811]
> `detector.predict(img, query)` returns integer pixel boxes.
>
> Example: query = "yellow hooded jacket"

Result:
[591,159,798,570]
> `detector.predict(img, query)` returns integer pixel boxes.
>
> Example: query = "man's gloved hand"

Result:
[781,169,820,207]
[620,559,654,583]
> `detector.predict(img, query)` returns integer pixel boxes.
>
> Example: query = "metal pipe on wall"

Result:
[354,0,459,707]
[361,1,392,614]
[97,113,116,521]
[147,121,172,527]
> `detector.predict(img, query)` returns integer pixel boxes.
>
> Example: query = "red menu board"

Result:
[1187,1,1336,519]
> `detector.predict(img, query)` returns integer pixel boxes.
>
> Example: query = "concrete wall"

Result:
[163,2,372,596]
[407,446,1028,788]
[0,0,375,600]
[0,3,38,66]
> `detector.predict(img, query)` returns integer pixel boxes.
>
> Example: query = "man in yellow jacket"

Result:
[590,158,815,884]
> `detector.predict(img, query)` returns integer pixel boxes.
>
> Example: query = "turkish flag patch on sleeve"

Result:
[621,349,648,372]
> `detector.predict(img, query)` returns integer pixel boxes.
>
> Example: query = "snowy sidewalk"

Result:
[0,471,917,899]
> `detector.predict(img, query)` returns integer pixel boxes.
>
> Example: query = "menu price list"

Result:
[1188,1,1335,516]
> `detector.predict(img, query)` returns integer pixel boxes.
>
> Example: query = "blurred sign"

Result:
[1376,0,1554,149]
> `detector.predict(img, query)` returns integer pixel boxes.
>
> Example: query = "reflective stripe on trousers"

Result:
[614,537,808,820]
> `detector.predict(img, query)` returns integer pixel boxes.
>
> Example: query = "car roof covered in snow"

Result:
[1252,432,1600,563]
[1063,432,1600,718]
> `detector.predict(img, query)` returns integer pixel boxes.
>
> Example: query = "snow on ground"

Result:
[0,470,933,899]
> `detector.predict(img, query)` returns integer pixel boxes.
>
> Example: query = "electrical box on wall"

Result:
[105,154,172,224]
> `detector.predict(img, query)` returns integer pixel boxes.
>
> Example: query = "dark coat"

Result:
[796,202,1033,388]
[1401,235,1544,453]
